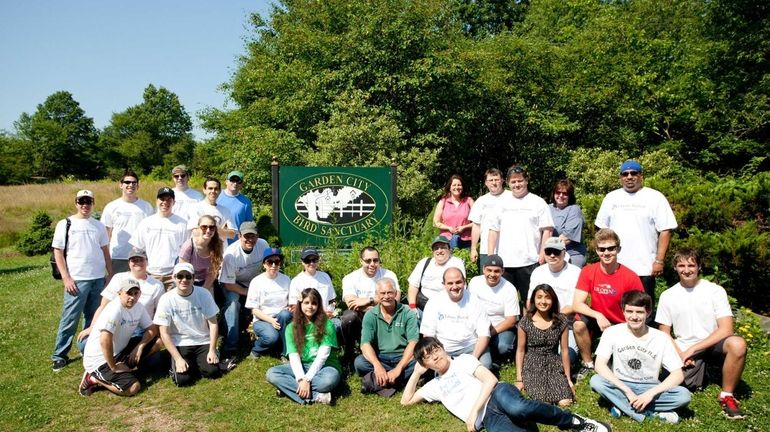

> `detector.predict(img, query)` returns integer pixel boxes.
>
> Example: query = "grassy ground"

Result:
[0,251,768,432]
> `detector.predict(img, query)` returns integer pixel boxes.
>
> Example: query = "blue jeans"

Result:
[251,310,293,355]
[221,288,247,354]
[265,363,341,404]
[52,278,104,361]
[447,345,493,370]
[482,382,575,432]
[590,375,691,422]
[354,352,416,385]
[490,330,516,363]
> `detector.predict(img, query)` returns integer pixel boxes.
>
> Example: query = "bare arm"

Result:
[78,297,111,341]
[471,336,490,360]
[470,223,481,262]
[206,317,219,364]
[159,325,187,373]
[223,282,248,296]
[467,365,498,431]
[54,247,78,295]
[432,200,445,229]
[537,227,553,264]
[487,230,499,256]
[400,361,429,405]
[572,289,609,327]
[652,229,672,276]
[515,325,526,389]
[491,316,517,336]
[407,284,419,306]
[560,324,574,390]
[102,245,113,283]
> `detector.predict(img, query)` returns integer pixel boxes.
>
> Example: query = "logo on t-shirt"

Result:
[627,358,642,370]
[594,283,617,296]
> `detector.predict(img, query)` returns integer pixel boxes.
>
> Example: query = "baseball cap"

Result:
[301,247,320,260]
[543,237,566,251]
[619,160,642,174]
[172,165,189,175]
[262,247,284,263]
[172,262,195,277]
[483,254,504,268]
[127,247,147,260]
[157,187,175,199]
[240,221,258,236]
[431,236,451,247]
[119,278,141,293]
[228,170,244,181]
[76,190,94,199]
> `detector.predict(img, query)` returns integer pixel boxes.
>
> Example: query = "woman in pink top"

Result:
[433,174,474,249]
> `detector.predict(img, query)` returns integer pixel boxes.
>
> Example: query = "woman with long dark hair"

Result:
[433,174,474,249]
[178,214,224,295]
[266,288,341,404]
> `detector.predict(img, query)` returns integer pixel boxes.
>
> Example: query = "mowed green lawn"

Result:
[1,252,768,432]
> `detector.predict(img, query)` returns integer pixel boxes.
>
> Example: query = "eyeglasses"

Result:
[302,257,319,264]
[173,174,187,179]
[122,180,138,185]
[596,245,619,252]
[620,171,640,177]
[175,273,193,280]
[199,225,216,231]
[265,259,281,266]
[544,248,562,256]
[432,244,449,251]
[554,191,569,197]
[362,258,380,264]
[129,257,146,264]
[76,198,93,205]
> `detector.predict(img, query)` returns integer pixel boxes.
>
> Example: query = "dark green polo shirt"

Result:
[360,303,419,354]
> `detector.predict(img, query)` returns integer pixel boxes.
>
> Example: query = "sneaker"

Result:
[576,362,594,380]
[280,355,289,364]
[52,359,66,372]
[249,352,260,360]
[219,356,237,372]
[654,411,679,424]
[313,392,332,405]
[78,371,96,396]
[719,395,746,419]
[572,414,612,432]
[609,406,622,418]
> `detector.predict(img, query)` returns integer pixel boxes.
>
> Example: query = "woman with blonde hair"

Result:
[178,214,224,295]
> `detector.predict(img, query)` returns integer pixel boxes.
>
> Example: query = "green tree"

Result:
[100,84,195,176]
[16,91,100,179]
[0,131,33,184]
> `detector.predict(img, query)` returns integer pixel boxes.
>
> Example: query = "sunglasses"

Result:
[229,178,243,184]
[122,180,138,185]
[596,245,619,253]
[432,244,449,251]
[175,273,193,280]
[173,174,187,179]
[554,191,569,196]
[302,257,319,264]
[265,259,282,266]
[544,248,562,256]
[362,258,380,264]
[76,198,93,205]
[199,225,216,231]
[621,171,640,177]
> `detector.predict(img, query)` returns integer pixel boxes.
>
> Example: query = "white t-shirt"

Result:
[417,354,488,430]
[407,256,466,300]
[468,191,506,254]
[467,275,519,327]
[245,272,291,317]
[130,214,189,274]
[218,238,270,286]
[341,267,400,299]
[52,217,109,280]
[172,187,203,221]
[596,323,684,383]
[186,201,235,230]
[595,187,677,276]
[102,272,165,317]
[488,192,553,268]
[655,279,733,351]
[289,271,337,312]
[153,287,219,347]
[528,262,581,309]
[101,198,154,259]
[82,299,152,372]
[420,290,490,353]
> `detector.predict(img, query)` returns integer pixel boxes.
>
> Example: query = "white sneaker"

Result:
[655,411,680,424]
[572,414,612,432]
[313,392,332,405]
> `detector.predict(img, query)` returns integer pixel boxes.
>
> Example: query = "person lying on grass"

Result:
[266,288,342,404]
[401,336,611,432]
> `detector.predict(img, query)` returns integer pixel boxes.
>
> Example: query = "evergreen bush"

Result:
[16,211,54,256]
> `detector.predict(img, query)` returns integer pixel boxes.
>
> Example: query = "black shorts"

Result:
[682,336,731,391]
[91,363,138,393]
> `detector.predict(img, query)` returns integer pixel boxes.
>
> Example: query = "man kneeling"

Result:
[401,337,611,432]
[79,278,157,396]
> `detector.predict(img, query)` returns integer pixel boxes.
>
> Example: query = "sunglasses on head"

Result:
[596,245,619,252]
[362,258,380,264]
[175,273,193,280]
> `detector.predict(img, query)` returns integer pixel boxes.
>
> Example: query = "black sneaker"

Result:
[79,371,96,396]
[52,359,66,372]
[219,356,237,372]
[572,414,612,432]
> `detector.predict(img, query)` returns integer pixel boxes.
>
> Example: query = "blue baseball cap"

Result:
[619,160,642,174]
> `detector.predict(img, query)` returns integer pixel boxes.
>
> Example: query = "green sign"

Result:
[277,167,393,245]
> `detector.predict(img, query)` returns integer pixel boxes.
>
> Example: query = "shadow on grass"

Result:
[0,264,45,276]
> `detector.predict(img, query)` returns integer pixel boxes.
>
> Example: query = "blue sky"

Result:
[0,0,271,139]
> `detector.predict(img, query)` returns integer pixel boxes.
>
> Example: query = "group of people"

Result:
[49,161,748,430]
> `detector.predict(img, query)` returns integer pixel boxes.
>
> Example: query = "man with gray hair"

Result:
[354,278,419,397]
